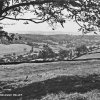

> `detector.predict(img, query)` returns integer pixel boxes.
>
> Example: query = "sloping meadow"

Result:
[0,60,100,100]
[2,73,100,100]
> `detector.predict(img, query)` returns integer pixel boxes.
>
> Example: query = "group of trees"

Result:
[38,44,89,61]
[0,43,98,63]
[75,44,89,57]
[0,27,14,42]
[0,26,23,44]
[58,49,70,60]
[38,44,55,60]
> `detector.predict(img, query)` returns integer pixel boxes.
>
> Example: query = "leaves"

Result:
[0,0,100,33]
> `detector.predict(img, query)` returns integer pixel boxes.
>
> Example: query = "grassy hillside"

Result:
[76,53,100,60]
[0,60,100,99]
[19,33,100,46]
[75,48,100,60]
[0,44,31,57]
[20,34,73,43]
[0,60,100,81]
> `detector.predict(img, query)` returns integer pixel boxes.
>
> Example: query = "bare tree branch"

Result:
[2,16,51,23]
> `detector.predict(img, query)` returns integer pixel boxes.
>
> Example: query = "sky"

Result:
[0,18,83,35]
[0,8,83,35]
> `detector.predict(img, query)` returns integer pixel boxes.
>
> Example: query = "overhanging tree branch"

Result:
[2,0,57,14]
[2,16,52,23]
[0,0,100,33]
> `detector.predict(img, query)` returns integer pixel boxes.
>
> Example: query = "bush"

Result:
[75,45,88,57]
[38,45,55,60]
[58,49,69,60]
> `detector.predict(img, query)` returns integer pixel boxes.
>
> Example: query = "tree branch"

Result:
[2,0,57,14]
[2,16,51,23]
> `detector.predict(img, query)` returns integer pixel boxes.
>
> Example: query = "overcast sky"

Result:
[1,19,83,35]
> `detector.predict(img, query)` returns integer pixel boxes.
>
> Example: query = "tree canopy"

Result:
[38,44,55,59]
[0,0,100,33]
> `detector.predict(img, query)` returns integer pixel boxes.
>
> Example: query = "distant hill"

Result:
[1,31,100,48]
[20,34,72,42]
[19,32,100,47]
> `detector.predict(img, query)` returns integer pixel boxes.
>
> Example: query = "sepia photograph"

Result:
[0,0,100,100]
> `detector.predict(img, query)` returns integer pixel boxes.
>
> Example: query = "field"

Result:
[1,34,100,100]
[1,60,100,81]
[76,48,100,60]
[1,60,100,100]
[76,53,100,60]
[0,44,31,57]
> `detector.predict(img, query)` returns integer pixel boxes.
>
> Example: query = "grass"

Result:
[0,44,31,57]
[40,90,100,100]
[76,53,100,60]
[1,60,100,81]
[0,60,100,100]
[75,48,100,60]
[2,73,100,100]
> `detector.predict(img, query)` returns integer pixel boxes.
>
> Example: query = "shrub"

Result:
[58,49,69,60]
[75,45,88,57]
[38,45,55,60]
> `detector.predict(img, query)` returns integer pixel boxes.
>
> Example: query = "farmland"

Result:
[76,48,100,60]
[0,60,100,100]
[0,33,100,100]
[0,44,31,57]
[1,33,100,64]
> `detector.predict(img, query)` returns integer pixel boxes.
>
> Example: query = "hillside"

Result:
[1,60,100,100]
[0,31,100,47]
[76,48,100,60]
[19,33,100,47]
[0,44,31,57]
[0,32,100,61]
[0,32,100,100]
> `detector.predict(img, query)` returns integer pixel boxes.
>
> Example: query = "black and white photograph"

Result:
[0,0,100,100]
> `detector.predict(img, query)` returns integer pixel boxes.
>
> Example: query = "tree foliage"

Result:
[58,49,69,60]
[0,28,15,42]
[0,0,100,32]
[38,44,55,59]
[75,44,88,57]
